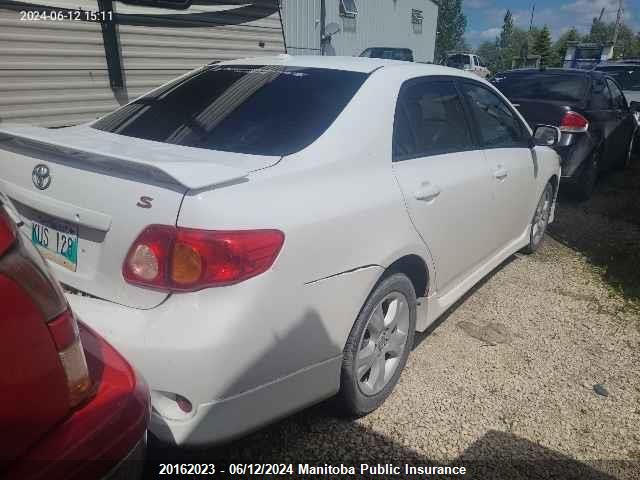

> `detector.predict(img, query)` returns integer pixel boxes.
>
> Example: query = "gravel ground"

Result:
[146,164,640,480]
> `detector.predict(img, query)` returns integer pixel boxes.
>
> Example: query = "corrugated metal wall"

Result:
[280,0,321,56]
[0,0,285,127]
[282,0,437,63]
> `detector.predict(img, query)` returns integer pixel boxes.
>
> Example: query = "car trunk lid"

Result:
[0,124,280,309]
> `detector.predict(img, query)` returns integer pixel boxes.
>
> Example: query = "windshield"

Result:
[360,48,413,61]
[491,73,589,103]
[92,65,367,156]
[446,54,471,68]
[595,66,640,91]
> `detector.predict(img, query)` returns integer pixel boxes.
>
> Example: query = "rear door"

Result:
[458,80,536,246]
[606,78,636,163]
[587,76,618,162]
[392,77,495,294]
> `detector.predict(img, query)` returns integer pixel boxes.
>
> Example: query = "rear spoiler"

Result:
[0,125,253,191]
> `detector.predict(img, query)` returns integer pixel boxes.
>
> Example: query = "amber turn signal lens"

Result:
[171,242,203,285]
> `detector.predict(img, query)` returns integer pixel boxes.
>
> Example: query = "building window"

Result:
[339,0,358,18]
[411,9,423,34]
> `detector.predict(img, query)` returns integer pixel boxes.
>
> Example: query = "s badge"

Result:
[136,196,153,209]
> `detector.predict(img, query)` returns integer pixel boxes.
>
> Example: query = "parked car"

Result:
[594,61,640,103]
[0,56,560,446]
[444,53,490,78]
[360,47,414,62]
[0,202,149,479]
[491,68,639,199]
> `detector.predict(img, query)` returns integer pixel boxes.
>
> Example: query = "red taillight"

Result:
[48,310,92,408]
[560,111,589,133]
[123,226,285,292]
[0,207,16,256]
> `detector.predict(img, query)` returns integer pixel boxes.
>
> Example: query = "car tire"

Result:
[522,182,554,254]
[573,149,599,201]
[338,273,416,417]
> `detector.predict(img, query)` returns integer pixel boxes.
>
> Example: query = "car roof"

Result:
[595,62,640,68]
[497,68,612,81]
[218,55,477,77]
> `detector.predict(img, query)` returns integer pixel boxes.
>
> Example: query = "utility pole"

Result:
[612,0,623,46]
[529,3,535,31]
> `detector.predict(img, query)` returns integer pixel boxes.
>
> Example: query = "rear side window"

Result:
[606,79,627,109]
[591,77,612,110]
[393,79,474,160]
[459,82,529,149]
[491,73,588,103]
[92,65,367,156]
[595,66,640,91]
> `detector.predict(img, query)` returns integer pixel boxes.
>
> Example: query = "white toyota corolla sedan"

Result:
[0,55,561,446]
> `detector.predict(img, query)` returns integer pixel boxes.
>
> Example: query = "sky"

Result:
[464,0,640,47]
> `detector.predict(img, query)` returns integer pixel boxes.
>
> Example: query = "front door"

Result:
[391,77,496,295]
[457,80,537,245]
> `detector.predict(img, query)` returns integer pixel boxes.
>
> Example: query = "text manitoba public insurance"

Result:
[299,464,467,476]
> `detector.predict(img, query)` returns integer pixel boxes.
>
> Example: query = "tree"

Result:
[435,0,467,62]
[553,28,581,67]
[500,10,514,49]
[496,10,515,71]
[531,25,555,67]
[585,17,614,44]
[613,25,639,59]
[476,39,501,74]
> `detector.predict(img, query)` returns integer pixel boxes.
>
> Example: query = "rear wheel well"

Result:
[385,255,429,298]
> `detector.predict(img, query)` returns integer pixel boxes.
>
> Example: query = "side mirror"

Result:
[533,125,561,147]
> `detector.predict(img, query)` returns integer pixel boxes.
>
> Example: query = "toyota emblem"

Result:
[32,164,51,190]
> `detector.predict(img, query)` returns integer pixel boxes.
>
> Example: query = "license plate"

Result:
[31,217,79,272]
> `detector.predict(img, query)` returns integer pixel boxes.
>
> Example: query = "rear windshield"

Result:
[595,66,640,91]
[446,54,471,68]
[92,65,367,156]
[491,73,589,103]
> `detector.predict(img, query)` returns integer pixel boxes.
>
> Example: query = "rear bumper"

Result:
[4,324,150,480]
[554,136,594,179]
[66,266,382,446]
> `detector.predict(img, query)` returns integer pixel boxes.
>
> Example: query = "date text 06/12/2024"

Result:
[157,463,468,476]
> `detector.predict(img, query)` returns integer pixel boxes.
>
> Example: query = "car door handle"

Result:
[494,167,508,180]
[414,183,441,202]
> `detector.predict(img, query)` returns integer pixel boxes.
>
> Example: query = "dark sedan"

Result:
[491,69,639,199]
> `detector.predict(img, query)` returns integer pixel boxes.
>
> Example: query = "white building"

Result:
[282,0,438,62]
[0,0,437,127]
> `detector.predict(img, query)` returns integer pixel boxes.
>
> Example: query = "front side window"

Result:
[393,79,475,160]
[460,82,529,149]
[92,65,367,156]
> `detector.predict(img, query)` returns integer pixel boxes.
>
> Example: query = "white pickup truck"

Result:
[445,53,491,79]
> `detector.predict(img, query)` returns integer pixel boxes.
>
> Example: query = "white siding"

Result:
[280,0,321,55]
[282,0,437,62]
[0,1,285,127]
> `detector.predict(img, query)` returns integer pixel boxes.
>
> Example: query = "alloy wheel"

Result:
[532,185,553,247]
[355,292,410,396]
